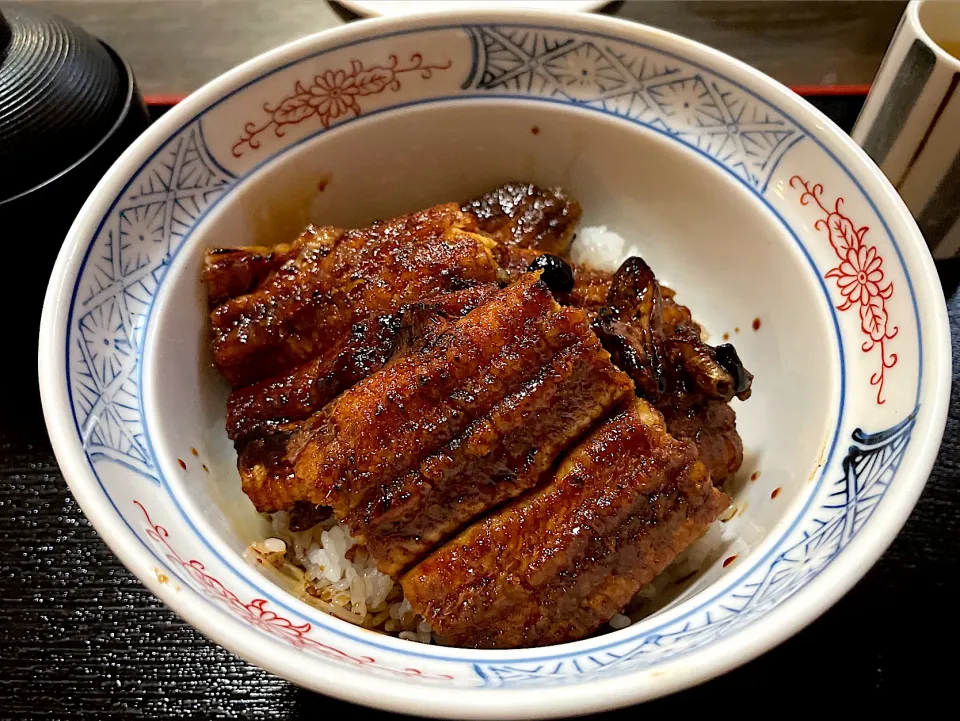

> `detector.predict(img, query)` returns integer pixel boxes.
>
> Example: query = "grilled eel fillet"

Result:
[401,397,730,649]
[221,186,582,439]
[500,247,750,483]
[214,185,581,438]
[241,274,634,575]
[226,284,500,442]
[463,182,581,254]
[594,257,752,483]
[201,225,319,307]
[234,287,501,515]
[208,204,498,387]
[204,183,580,311]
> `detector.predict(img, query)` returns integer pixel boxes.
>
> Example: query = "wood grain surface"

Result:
[19,1,907,95]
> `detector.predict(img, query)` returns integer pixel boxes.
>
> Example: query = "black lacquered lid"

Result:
[0,4,127,200]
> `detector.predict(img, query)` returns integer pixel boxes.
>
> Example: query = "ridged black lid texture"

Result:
[0,4,127,200]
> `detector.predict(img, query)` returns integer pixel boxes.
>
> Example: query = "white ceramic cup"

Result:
[853,0,960,259]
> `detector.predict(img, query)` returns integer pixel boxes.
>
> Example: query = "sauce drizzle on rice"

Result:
[247,511,433,642]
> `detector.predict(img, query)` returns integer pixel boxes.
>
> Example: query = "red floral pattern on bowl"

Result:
[135,501,453,681]
[791,176,899,404]
[232,53,452,157]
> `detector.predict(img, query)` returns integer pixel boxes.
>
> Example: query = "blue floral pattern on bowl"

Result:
[71,123,234,482]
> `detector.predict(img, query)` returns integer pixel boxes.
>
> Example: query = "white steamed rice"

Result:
[245,510,433,643]
[246,510,741,644]
[243,226,746,643]
[569,224,628,272]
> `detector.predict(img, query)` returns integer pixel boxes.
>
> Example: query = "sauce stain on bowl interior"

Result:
[249,181,321,246]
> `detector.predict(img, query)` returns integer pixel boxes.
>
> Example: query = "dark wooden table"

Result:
[2,1,958,717]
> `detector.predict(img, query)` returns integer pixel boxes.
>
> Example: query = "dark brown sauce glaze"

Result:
[225,284,499,442]
[201,225,321,307]
[661,399,744,485]
[358,311,634,575]
[401,398,729,648]
[280,275,634,575]
[462,182,581,255]
[208,205,498,387]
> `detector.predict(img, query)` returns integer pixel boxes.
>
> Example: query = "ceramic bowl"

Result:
[39,9,951,718]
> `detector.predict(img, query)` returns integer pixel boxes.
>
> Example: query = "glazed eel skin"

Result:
[461,181,581,255]
[214,184,581,440]
[402,397,730,648]
[224,283,501,442]
[240,274,634,575]
[208,204,498,387]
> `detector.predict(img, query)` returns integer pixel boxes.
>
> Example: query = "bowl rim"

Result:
[337,0,610,19]
[38,7,952,717]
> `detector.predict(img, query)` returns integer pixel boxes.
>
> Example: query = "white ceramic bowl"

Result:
[39,9,951,718]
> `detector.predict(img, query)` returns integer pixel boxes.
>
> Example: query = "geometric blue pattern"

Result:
[473,410,916,686]
[464,26,803,191]
[71,122,234,483]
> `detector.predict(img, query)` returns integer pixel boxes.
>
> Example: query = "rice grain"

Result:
[249,505,738,644]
